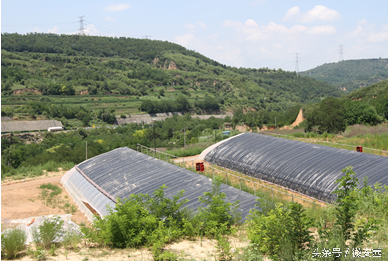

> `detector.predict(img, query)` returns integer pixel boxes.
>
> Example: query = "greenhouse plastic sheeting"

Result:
[65,147,260,221]
[204,133,388,202]
[61,167,115,222]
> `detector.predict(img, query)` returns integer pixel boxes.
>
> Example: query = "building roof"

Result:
[1,120,63,132]
[204,132,388,202]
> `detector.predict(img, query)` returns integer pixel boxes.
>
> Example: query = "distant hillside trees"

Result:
[304,82,387,133]
[139,95,192,114]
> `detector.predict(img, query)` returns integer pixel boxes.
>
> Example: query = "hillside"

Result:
[1,33,342,114]
[299,58,388,93]
[345,79,388,117]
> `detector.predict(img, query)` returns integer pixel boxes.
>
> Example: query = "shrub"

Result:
[83,185,188,249]
[1,227,27,259]
[291,132,305,138]
[197,177,241,236]
[83,197,159,248]
[247,202,312,260]
[63,226,82,250]
[32,216,64,249]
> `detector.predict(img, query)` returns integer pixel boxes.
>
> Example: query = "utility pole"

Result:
[153,124,156,156]
[294,53,300,74]
[339,44,344,62]
[86,141,87,160]
[275,117,277,130]
[184,128,186,148]
[78,16,85,35]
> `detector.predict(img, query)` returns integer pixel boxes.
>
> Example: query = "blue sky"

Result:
[2,0,388,71]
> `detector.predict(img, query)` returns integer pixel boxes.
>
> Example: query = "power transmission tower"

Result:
[339,44,344,62]
[142,35,151,39]
[294,53,300,74]
[78,16,85,35]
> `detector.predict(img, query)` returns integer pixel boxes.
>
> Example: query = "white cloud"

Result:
[347,19,388,44]
[104,16,116,21]
[367,32,388,43]
[48,26,58,33]
[284,7,300,21]
[84,24,99,36]
[284,5,341,22]
[184,24,196,29]
[224,19,334,40]
[209,34,219,40]
[306,25,337,35]
[197,21,207,29]
[245,19,258,27]
[104,4,130,12]
[303,5,341,22]
[174,34,196,46]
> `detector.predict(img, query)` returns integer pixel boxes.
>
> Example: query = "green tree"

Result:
[305,97,346,134]
[174,95,191,112]
[344,101,382,126]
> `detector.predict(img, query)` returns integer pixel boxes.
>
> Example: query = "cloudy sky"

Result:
[2,0,388,71]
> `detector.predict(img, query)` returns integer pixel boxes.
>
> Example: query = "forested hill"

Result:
[1,33,342,112]
[299,59,388,93]
[345,79,388,112]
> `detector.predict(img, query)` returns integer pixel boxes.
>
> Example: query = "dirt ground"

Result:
[291,109,305,127]
[1,172,89,228]
[11,236,254,261]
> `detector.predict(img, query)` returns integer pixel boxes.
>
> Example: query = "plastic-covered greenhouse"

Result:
[203,133,388,202]
[61,147,260,222]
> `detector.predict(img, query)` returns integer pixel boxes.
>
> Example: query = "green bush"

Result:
[291,132,305,138]
[83,197,159,248]
[196,177,241,236]
[62,227,82,251]
[247,202,313,259]
[83,185,188,248]
[1,227,27,260]
[32,216,64,249]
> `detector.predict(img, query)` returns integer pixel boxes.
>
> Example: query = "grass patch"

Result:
[166,142,214,157]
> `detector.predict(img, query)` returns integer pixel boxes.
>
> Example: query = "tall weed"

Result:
[1,228,27,260]
[32,216,64,249]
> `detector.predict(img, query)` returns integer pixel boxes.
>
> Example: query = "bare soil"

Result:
[1,173,89,229]
[291,109,305,127]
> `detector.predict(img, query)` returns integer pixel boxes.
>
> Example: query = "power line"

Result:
[78,16,85,35]
[84,20,132,37]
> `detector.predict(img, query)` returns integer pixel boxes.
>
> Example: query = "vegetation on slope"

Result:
[300,58,388,93]
[299,80,388,134]
[1,33,342,115]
